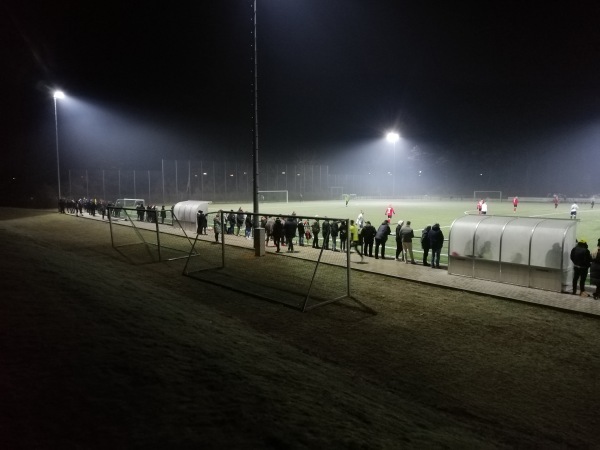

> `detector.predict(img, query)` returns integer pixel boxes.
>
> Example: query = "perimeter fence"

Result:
[63,161,346,205]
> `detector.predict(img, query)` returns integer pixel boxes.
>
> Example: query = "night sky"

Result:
[2,1,600,200]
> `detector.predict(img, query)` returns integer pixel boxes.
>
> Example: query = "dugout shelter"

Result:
[448,215,577,293]
[173,200,210,233]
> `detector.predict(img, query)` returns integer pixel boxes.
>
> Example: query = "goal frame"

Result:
[258,190,288,203]
[182,211,370,313]
[107,206,196,262]
[474,190,503,202]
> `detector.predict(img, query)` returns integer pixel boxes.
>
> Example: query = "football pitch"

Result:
[210,198,600,264]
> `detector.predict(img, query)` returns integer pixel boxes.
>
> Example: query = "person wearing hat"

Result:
[589,239,600,299]
[570,239,592,296]
[196,209,207,235]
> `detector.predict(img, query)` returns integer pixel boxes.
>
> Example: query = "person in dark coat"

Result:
[244,214,253,239]
[264,217,275,246]
[361,221,376,257]
[395,220,405,261]
[570,239,592,296]
[284,216,297,252]
[330,220,339,251]
[272,217,284,253]
[421,225,432,266]
[589,238,600,299]
[322,219,331,250]
[297,219,305,246]
[196,210,207,235]
[428,223,444,269]
[339,221,348,253]
[311,218,321,249]
[374,220,391,259]
[236,207,245,236]
[227,210,236,234]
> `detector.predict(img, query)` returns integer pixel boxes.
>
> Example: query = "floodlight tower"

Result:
[252,0,260,227]
[386,131,400,197]
[53,90,65,200]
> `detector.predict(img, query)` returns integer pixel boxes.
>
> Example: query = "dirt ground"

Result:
[1,208,599,449]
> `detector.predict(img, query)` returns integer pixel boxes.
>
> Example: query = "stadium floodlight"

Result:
[386,131,400,197]
[386,131,399,144]
[53,90,65,200]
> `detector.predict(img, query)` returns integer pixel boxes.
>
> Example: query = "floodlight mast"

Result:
[252,0,260,228]
[386,131,400,197]
[53,90,65,201]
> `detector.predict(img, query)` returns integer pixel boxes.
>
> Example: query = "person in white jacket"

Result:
[570,203,579,219]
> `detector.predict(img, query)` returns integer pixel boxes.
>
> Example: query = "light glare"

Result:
[386,131,399,143]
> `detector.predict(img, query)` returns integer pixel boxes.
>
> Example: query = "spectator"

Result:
[227,210,236,234]
[311,217,321,249]
[244,214,253,239]
[400,220,416,264]
[589,238,600,300]
[339,220,348,253]
[213,213,222,243]
[421,225,432,266]
[265,216,275,246]
[273,217,284,253]
[362,221,376,257]
[374,220,391,259]
[429,223,444,269]
[349,219,363,260]
[284,215,297,252]
[395,220,405,261]
[196,210,207,235]
[322,218,331,250]
[570,239,592,296]
[297,219,305,246]
[236,207,245,236]
[330,220,339,251]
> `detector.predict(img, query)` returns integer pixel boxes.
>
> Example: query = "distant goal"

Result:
[258,190,288,202]
[474,191,502,202]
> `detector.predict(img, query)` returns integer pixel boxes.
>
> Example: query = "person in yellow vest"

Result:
[349,219,363,260]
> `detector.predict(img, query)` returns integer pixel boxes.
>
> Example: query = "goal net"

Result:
[474,191,503,201]
[258,190,288,203]
[183,211,368,312]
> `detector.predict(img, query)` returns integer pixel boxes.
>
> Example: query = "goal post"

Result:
[182,211,370,313]
[258,190,288,203]
[474,191,503,202]
[107,206,197,263]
